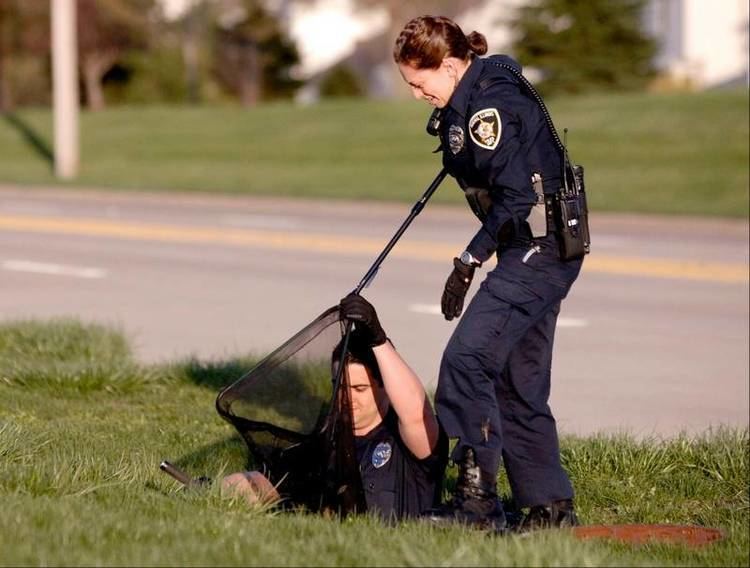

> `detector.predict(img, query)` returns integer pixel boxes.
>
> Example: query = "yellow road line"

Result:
[1,214,747,284]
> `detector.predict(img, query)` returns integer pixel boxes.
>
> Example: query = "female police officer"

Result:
[393,16,584,531]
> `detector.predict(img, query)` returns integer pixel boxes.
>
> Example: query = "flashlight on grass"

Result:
[159,460,211,487]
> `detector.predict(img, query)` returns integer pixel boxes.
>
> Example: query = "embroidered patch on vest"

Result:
[448,124,465,154]
[371,442,392,468]
[469,108,501,150]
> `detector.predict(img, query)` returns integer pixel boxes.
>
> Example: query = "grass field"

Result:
[0,90,748,217]
[1,319,748,566]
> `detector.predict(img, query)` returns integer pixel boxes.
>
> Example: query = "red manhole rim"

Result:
[572,524,725,547]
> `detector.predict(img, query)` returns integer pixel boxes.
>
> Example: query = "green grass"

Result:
[0,90,747,217]
[0,319,748,566]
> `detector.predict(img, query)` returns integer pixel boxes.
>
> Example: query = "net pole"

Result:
[324,169,447,513]
[353,169,447,294]
[329,323,353,412]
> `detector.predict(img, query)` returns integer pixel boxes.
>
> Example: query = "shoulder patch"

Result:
[469,108,501,150]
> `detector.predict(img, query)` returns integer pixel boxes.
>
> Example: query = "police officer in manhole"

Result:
[222,295,449,521]
[393,15,590,532]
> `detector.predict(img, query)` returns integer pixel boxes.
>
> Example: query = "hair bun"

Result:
[466,31,488,56]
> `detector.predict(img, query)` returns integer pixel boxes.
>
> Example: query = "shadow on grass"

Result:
[178,357,258,391]
[177,354,331,442]
[2,112,54,165]
[157,435,253,486]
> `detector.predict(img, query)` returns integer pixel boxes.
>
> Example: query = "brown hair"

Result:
[393,15,488,69]
[331,332,383,387]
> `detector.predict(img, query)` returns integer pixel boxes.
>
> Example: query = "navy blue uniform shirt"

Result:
[438,54,564,262]
[355,409,447,520]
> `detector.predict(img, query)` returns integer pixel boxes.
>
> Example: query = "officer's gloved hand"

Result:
[339,293,387,347]
[441,258,475,321]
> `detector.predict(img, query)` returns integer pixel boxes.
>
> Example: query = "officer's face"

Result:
[347,362,389,436]
[398,61,456,108]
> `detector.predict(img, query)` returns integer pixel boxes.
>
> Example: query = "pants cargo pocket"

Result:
[484,275,543,315]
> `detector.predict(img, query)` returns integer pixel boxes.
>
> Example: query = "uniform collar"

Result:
[447,56,484,117]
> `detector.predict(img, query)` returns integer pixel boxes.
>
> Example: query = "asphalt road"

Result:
[1,184,748,437]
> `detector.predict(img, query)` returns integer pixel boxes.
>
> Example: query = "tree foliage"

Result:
[319,65,365,98]
[0,0,51,109]
[212,0,300,106]
[0,0,155,110]
[77,0,154,110]
[0,0,302,108]
[509,0,657,95]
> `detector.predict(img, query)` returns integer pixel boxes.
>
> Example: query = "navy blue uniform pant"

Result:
[436,233,583,508]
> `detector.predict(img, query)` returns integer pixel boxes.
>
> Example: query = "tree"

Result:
[0,0,19,110]
[76,0,154,110]
[0,0,50,110]
[319,64,365,98]
[212,0,300,106]
[180,1,210,104]
[509,0,657,95]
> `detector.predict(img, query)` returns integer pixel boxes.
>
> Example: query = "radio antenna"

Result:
[562,128,570,195]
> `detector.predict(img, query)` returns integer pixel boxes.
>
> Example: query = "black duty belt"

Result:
[463,185,558,235]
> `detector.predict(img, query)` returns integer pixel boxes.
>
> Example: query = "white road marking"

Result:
[557,318,588,328]
[409,304,442,315]
[2,260,106,279]
[408,304,588,328]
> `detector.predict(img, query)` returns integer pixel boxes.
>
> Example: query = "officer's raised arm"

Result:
[339,294,440,460]
[371,341,440,460]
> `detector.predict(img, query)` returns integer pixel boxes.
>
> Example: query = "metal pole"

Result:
[353,169,447,294]
[51,0,79,179]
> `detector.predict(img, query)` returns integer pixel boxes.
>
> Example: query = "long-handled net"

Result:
[215,306,364,513]
[215,170,447,515]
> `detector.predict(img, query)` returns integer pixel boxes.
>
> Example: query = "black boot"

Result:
[518,499,578,532]
[425,447,507,532]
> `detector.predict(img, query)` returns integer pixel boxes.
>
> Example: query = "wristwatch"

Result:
[459,250,481,267]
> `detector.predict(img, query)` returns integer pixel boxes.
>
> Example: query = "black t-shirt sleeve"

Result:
[408,425,449,480]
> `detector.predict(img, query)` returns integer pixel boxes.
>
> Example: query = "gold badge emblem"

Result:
[469,108,501,150]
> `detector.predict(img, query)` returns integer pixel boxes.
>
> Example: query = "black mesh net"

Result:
[216,306,365,515]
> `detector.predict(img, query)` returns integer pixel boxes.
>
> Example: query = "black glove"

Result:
[339,294,387,347]
[441,258,475,321]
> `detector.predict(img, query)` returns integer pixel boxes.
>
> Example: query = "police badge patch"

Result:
[448,124,465,154]
[371,442,392,468]
[469,108,501,150]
